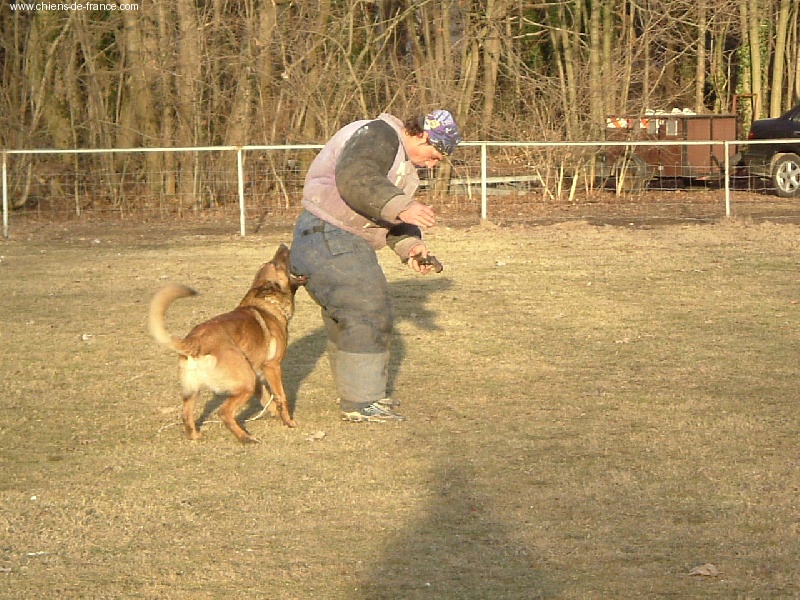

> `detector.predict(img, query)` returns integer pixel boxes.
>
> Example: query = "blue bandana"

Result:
[424,110,462,156]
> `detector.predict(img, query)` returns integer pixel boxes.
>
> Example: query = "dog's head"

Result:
[275,243,308,291]
[243,244,307,316]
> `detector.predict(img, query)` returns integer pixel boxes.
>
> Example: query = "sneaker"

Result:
[341,401,407,423]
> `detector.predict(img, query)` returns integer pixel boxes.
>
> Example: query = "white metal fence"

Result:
[0,139,792,239]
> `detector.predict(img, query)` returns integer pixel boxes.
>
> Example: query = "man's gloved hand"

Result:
[398,202,436,228]
[405,244,444,274]
[413,254,444,273]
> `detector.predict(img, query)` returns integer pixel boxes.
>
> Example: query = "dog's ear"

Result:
[273,244,291,264]
[249,261,273,289]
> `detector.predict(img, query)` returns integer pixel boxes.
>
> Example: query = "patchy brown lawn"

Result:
[1,217,799,598]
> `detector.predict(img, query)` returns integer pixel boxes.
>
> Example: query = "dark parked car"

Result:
[740,104,800,197]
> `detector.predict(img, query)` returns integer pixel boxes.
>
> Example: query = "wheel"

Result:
[613,154,650,193]
[772,153,800,198]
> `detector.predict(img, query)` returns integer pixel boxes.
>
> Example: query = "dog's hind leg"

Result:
[179,357,203,440]
[263,363,297,428]
[218,388,260,444]
[181,392,202,441]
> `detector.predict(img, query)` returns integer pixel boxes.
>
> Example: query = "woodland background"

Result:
[0,0,798,207]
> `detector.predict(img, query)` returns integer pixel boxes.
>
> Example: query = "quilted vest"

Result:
[301,113,420,250]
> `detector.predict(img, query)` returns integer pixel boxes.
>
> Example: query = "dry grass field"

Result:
[1,217,799,599]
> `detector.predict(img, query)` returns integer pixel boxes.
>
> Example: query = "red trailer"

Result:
[597,111,739,191]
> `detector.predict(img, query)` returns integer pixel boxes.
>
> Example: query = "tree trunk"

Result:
[120,10,161,194]
[602,1,615,116]
[548,25,570,138]
[298,0,331,142]
[792,10,800,107]
[481,0,510,133]
[620,0,637,112]
[747,0,764,118]
[74,12,121,204]
[770,0,791,116]
[737,0,754,127]
[694,0,707,113]
[588,0,603,137]
[555,3,579,138]
[710,22,728,112]
[256,0,279,142]
[456,37,480,127]
[221,8,256,203]
[176,0,203,204]
[156,4,175,197]
[25,11,73,149]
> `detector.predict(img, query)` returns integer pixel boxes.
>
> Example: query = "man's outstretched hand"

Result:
[398,202,436,228]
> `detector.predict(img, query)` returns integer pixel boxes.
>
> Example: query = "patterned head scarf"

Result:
[424,110,463,156]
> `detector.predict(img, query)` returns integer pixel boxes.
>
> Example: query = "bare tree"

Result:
[694,0,708,113]
[792,8,800,106]
[588,0,603,136]
[770,0,792,116]
[480,0,512,131]
[176,0,203,203]
[119,10,161,194]
[747,0,765,117]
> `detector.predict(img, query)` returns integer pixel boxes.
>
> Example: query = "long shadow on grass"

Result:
[361,458,557,599]
[279,277,452,416]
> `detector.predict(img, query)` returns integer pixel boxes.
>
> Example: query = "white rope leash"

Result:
[157,394,275,433]
[243,394,275,422]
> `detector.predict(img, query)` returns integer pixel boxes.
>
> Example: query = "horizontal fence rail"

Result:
[2,139,796,239]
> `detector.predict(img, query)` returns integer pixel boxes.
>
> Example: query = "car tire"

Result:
[772,153,800,198]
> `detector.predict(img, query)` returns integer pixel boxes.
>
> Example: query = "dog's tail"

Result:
[148,283,198,352]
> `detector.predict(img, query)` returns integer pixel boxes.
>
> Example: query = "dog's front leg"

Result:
[258,382,279,419]
[263,364,297,428]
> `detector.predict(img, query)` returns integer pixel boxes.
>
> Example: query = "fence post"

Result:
[480,143,488,220]
[2,151,8,240]
[237,147,246,237]
[724,141,732,218]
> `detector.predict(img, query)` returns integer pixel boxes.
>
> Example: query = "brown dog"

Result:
[148,244,306,443]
